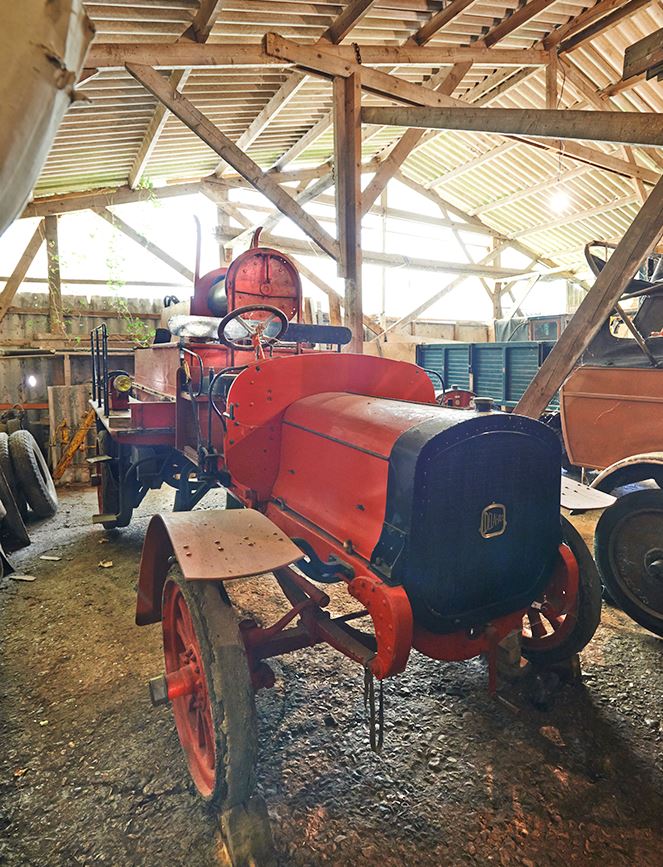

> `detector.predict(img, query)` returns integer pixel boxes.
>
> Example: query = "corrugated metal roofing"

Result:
[33,1,663,273]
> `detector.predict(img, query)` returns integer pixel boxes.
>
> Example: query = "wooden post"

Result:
[546,49,558,109]
[515,173,663,418]
[334,71,363,353]
[45,215,63,334]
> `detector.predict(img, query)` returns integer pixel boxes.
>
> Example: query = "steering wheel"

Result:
[217,304,288,354]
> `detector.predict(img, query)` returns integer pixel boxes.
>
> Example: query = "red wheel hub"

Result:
[162,581,216,797]
[522,544,580,650]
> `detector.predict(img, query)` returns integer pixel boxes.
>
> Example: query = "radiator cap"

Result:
[473,397,493,413]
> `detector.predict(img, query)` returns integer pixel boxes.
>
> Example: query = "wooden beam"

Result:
[360,63,472,217]
[545,0,634,48]
[215,72,307,174]
[182,0,224,43]
[407,0,476,46]
[45,216,63,334]
[218,1,378,176]
[558,0,651,54]
[274,113,333,169]
[623,27,663,80]
[22,181,204,218]
[126,63,340,261]
[515,173,663,419]
[129,69,191,189]
[0,221,46,324]
[361,106,663,148]
[129,0,224,189]
[223,171,335,250]
[334,71,363,352]
[319,0,376,44]
[86,42,550,71]
[260,233,539,279]
[93,208,195,281]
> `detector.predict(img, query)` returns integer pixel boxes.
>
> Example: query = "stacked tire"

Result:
[0,430,58,545]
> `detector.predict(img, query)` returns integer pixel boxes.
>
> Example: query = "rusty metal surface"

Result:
[560,366,663,469]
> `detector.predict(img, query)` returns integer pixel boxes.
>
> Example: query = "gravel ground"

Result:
[0,488,662,866]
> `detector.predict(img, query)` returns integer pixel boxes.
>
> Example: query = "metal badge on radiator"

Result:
[480,503,507,539]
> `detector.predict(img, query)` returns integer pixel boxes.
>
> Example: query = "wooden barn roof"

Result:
[34,1,663,272]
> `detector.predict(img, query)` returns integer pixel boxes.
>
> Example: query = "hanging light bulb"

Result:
[549,188,571,213]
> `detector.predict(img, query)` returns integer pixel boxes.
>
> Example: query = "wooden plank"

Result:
[125,63,340,261]
[361,106,663,148]
[0,221,46,324]
[334,72,363,352]
[623,27,663,80]
[45,216,63,334]
[93,208,195,281]
[515,173,663,419]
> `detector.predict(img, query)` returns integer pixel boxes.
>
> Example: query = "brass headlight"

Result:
[113,374,133,393]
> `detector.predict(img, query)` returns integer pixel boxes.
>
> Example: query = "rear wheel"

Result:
[522,517,602,664]
[595,490,663,637]
[96,430,135,530]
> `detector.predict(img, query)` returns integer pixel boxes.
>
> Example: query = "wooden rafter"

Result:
[361,106,663,148]
[557,0,652,54]
[515,173,663,418]
[126,63,340,261]
[128,0,224,189]
[356,0,559,216]
[183,0,224,43]
[45,216,63,334]
[215,1,378,176]
[407,0,476,46]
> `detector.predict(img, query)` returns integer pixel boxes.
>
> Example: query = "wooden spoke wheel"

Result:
[522,516,602,665]
[595,489,663,637]
[161,575,258,808]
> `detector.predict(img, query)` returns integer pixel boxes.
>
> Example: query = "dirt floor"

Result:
[1,487,662,866]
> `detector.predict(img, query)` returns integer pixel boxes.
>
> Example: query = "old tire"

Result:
[522,517,602,665]
[161,575,258,810]
[0,466,30,548]
[0,432,27,518]
[8,430,57,518]
[595,490,663,637]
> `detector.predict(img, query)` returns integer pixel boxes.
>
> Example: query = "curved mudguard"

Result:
[591,452,663,491]
[136,509,302,625]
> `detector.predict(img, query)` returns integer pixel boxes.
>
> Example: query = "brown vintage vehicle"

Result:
[559,242,663,637]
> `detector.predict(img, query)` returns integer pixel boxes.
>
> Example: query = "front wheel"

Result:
[161,576,257,808]
[595,490,663,637]
[522,517,602,665]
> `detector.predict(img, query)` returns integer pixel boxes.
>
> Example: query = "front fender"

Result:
[136,508,302,625]
[591,452,663,492]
